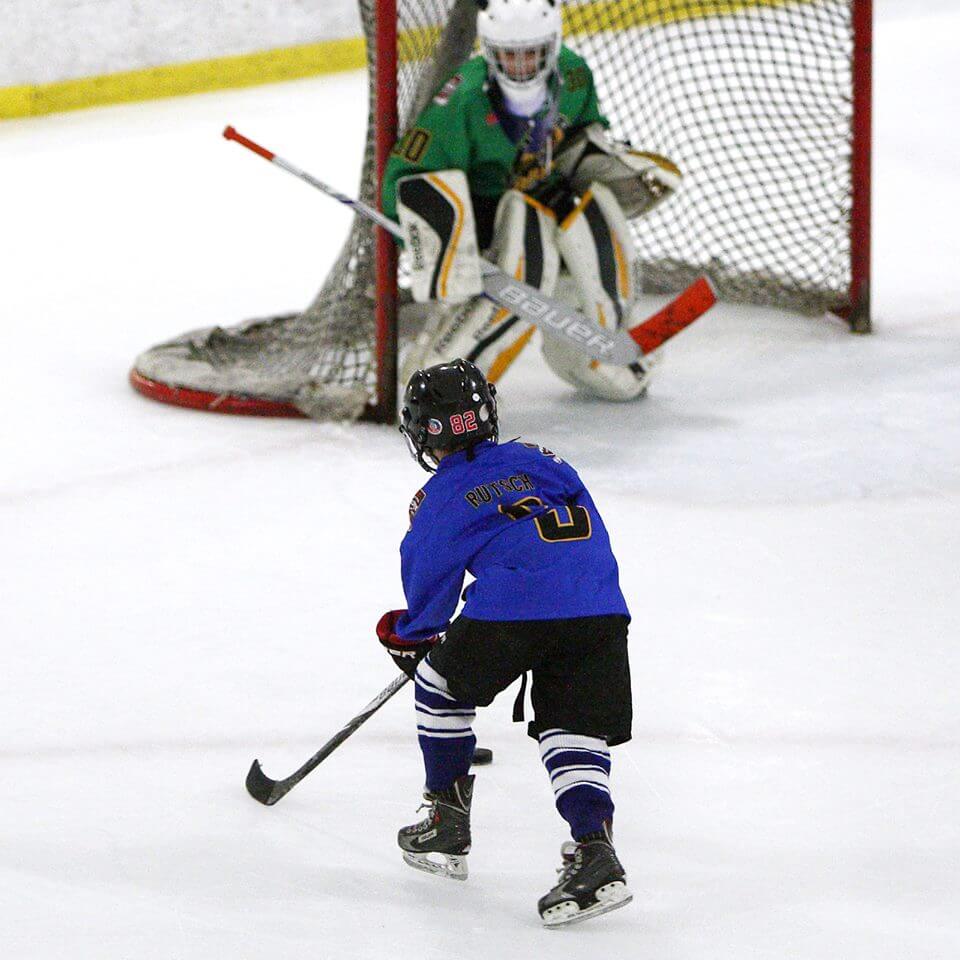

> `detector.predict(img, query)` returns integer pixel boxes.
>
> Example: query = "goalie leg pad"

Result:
[556,181,637,327]
[544,183,648,401]
[402,190,559,385]
[541,339,652,401]
[397,170,483,304]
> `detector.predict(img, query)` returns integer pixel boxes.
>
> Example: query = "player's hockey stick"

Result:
[246,673,410,805]
[246,673,492,805]
[222,126,715,363]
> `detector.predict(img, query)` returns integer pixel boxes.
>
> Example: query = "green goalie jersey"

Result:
[381,47,608,230]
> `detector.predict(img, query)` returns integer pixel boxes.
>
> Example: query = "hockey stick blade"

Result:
[246,673,411,806]
[248,742,492,805]
[628,276,717,354]
[245,759,286,805]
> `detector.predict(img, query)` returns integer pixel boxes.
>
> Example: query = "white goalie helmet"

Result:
[477,0,563,98]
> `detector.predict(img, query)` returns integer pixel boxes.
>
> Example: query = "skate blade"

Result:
[541,882,633,928]
[402,851,469,881]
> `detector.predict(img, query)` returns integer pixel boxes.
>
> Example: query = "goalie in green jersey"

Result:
[382,0,682,401]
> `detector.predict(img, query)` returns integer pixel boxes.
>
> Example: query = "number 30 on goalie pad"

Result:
[397,170,483,304]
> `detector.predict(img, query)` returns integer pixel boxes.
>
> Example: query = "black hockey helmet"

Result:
[400,359,498,472]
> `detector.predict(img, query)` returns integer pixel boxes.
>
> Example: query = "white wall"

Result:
[5,0,929,91]
[3,0,362,87]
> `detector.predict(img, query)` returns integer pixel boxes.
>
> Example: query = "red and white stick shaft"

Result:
[223,125,403,239]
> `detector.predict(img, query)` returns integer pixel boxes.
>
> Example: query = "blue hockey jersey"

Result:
[396,440,629,641]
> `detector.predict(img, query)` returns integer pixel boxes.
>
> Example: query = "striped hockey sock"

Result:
[539,728,615,840]
[415,657,477,793]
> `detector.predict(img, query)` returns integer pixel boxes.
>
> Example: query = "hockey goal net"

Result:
[130,0,872,421]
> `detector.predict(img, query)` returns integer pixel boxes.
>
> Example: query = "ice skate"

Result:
[398,774,474,881]
[538,830,632,927]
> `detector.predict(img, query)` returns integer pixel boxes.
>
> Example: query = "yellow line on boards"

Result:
[0,37,366,121]
[562,0,817,34]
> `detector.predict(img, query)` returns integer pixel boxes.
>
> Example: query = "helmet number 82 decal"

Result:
[450,411,478,435]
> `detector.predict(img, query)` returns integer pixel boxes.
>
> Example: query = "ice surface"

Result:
[1,5,959,958]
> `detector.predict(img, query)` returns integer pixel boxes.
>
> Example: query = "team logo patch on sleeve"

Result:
[521,441,564,463]
[564,65,590,92]
[433,73,464,106]
[409,489,427,527]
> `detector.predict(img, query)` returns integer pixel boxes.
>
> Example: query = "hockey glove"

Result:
[376,609,439,679]
[552,122,681,219]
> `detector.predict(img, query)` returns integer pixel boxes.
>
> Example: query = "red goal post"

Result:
[847,0,873,334]
[373,0,400,425]
[130,0,873,422]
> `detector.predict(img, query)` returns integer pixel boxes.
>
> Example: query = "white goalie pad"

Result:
[545,182,648,401]
[555,122,682,219]
[490,189,560,297]
[541,335,652,401]
[397,169,483,304]
[401,190,559,386]
[556,181,637,328]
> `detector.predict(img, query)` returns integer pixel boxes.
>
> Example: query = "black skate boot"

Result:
[538,826,632,927]
[398,774,474,881]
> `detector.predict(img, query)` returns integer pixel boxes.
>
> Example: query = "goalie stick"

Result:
[245,673,492,806]
[222,126,716,363]
[630,275,716,355]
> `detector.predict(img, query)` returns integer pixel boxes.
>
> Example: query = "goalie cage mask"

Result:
[477,0,562,95]
[400,359,499,473]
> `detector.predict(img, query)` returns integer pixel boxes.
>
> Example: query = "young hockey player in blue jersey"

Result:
[375,358,633,926]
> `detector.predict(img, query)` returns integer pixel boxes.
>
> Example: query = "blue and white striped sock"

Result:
[415,656,477,792]
[539,728,615,840]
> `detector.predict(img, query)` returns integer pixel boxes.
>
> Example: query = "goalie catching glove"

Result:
[377,608,440,679]
[397,169,484,304]
[551,122,682,219]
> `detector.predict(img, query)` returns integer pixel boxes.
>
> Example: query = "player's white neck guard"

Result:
[501,78,548,117]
